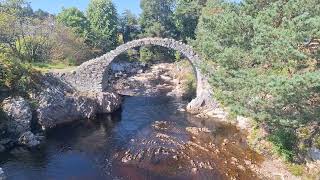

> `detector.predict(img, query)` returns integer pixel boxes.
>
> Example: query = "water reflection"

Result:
[0,96,263,180]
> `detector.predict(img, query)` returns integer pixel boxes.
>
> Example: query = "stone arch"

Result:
[59,38,217,114]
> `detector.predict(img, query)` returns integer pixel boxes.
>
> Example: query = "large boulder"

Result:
[18,131,41,147]
[85,91,122,114]
[308,147,320,161]
[34,88,97,129]
[30,74,96,129]
[2,96,32,136]
[110,61,146,75]
[32,74,122,129]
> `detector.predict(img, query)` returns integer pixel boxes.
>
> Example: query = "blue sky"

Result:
[28,0,242,15]
[28,0,142,15]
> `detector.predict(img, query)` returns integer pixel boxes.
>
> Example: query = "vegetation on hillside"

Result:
[194,0,320,161]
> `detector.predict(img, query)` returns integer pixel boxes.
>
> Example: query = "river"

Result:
[0,94,268,180]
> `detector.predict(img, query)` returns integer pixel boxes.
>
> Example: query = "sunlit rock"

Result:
[2,96,32,136]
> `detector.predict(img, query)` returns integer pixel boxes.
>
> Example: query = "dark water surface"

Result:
[0,96,263,180]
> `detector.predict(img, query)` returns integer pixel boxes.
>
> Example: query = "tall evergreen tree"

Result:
[87,0,118,53]
[140,0,177,38]
[118,10,140,43]
[174,0,204,41]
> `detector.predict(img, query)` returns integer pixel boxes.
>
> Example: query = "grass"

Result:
[30,62,76,73]
[286,163,304,176]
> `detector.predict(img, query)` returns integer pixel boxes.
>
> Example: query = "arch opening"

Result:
[101,43,199,95]
[59,38,216,114]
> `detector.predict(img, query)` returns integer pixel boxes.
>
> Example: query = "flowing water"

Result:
[0,95,265,180]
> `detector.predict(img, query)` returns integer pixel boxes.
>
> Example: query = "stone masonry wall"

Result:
[56,37,217,114]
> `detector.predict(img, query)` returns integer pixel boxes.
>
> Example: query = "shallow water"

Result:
[0,96,264,180]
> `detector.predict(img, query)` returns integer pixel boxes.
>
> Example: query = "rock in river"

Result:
[18,131,41,147]
[32,74,122,129]
[0,167,5,180]
[84,91,122,114]
[2,96,32,136]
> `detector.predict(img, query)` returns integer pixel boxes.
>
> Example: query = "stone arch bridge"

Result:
[58,38,217,114]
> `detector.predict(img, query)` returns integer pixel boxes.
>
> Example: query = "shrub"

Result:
[50,24,94,65]
[139,46,154,63]
[269,129,297,161]
[0,55,36,94]
[16,36,51,62]
[194,0,320,160]
[174,51,181,62]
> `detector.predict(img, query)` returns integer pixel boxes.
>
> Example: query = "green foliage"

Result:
[33,9,50,19]
[140,0,177,38]
[57,7,92,44]
[119,10,140,43]
[184,73,197,100]
[135,0,180,62]
[269,129,297,161]
[0,2,56,63]
[50,24,94,65]
[174,0,204,41]
[195,0,320,160]
[174,51,181,61]
[139,47,154,63]
[0,55,35,93]
[0,0,33,17]
[286,163,304,176]
[87,0,118,53]
[15,35,51,62]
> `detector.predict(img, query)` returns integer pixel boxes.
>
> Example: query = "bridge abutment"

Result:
[55,38,218,115]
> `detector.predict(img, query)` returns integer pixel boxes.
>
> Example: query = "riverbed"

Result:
[0,94,269,180]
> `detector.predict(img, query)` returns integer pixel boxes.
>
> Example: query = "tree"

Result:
[57,7,92,45]
[139,0,177,38]
[33,9,50,19]
[118,9,140,43]
[50,24,94,65]
[194,0,320,160]
[87,0,118,53]
[0,0,33,17]
[174,0,204,41]
[0,0,41,61]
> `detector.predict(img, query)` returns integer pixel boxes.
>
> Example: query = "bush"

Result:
[194,0,320,160]
[269,129,297,161]
[174,51,181,61]
[16,36,51,62]
[50,24,95,65]
[139,46,154,63]
[0,55,36,94]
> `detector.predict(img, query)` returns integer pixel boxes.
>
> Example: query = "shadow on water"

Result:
[0,95,264,180]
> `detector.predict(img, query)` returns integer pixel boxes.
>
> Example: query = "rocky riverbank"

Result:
[107,61,319,179]
[0,59,193,153]
[1,60,319,179]
[110,61,196,99]
[0,73,122,153]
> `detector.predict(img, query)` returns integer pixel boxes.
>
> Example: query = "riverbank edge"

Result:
[200,100,320,178]
[0,72,122,152]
